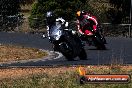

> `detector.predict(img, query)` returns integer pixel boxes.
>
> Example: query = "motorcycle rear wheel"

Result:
[78,48,87,60]
[94,35,106,50]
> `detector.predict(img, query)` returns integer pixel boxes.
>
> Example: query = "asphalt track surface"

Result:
[0,32,132,67]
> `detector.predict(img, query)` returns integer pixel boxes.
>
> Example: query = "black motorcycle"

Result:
[47,18,87,60]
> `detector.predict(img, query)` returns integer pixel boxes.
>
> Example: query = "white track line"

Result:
[0,48,63,66]
[50,51,63,60]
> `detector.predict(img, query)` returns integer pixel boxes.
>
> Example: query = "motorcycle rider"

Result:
[76,10,106,44]
[45,11,69,51]
[76,10,98,35]
[45,11,68,39]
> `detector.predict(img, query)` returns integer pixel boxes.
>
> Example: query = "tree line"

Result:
[0,0,131,29]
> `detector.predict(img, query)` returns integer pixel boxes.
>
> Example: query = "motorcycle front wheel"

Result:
[59,42,75,61]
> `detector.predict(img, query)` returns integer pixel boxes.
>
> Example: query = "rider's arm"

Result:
[87,15,98,25]
[76,20,84,34]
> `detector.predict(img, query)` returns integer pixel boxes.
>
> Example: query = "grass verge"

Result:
[0,44,48,63]
[0,65,132,88]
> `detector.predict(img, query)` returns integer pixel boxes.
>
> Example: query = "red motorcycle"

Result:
[77,14,106,50]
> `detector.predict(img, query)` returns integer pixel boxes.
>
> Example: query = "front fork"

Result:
[51,41,60,51]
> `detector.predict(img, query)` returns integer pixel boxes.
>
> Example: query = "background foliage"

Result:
[0,0,20,16]
[107,0,131,24]
[0,0,131,30]
[29,0,92,28]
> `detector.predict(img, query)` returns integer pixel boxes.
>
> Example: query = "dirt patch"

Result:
[0,44,48,63]
[0,67,76,80]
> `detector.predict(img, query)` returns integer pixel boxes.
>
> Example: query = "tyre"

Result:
[94,35,106,50]
[59,31,84,61]
[59,42,75,61]
[99,33,107,44]
[102,36,107,44]
[78,48,87,60]
[60,36,80,60]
